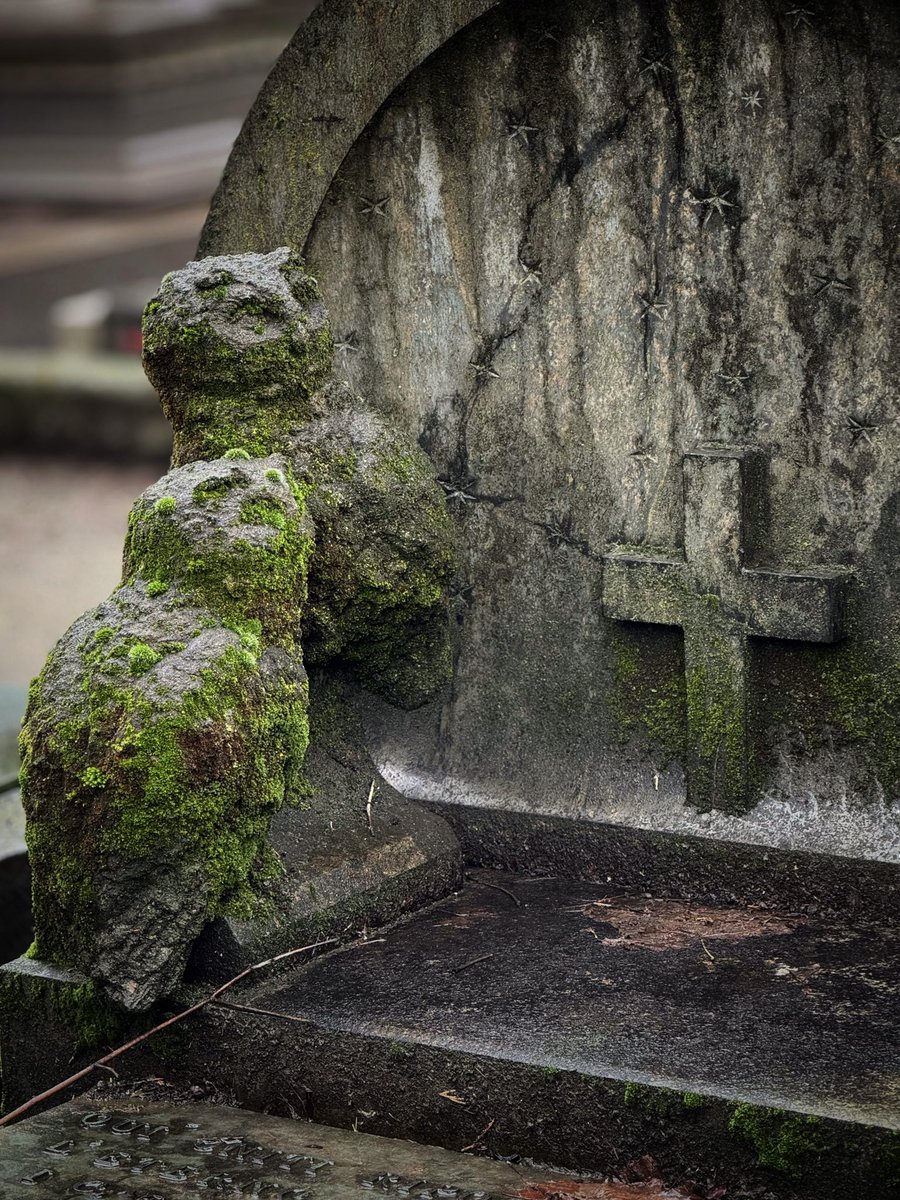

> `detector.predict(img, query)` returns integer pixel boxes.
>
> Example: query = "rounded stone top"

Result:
[142,247,334,462]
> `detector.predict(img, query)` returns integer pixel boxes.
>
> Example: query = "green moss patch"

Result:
[728,1103,825,1177]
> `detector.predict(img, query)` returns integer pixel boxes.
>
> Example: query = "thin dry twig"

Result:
[461,1116,496,1152]
[0,938,337,1129]
[470,877,522,907]
[208,1000,316,1024]
[451,953,494,974]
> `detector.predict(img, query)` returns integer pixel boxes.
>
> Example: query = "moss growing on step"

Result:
[622,1082,708,1118]
[53,979,123,1052]
[728,1102,825,1176]
[0,970,122,1056]
[624,1082,679,1118]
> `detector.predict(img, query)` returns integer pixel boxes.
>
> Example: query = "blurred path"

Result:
[0,456,159,686]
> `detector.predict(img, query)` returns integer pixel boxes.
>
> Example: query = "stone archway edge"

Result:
[199,0,501,257]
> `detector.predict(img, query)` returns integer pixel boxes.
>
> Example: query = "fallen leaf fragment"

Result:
[518,1181,706,1200]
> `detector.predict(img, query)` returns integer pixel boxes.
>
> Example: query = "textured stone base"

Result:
[0,1096,559,1199]
[3,868,899,1196]
[174,871,900,1198]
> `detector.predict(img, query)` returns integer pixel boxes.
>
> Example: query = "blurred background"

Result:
[0,0,317,958]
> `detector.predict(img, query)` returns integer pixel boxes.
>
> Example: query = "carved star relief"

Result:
[786,6,816,28]
[845,413,880,447]
[519,260,543,291]
[718,368,751,391]
[358,196,389,217]
[636,293,669,322]
[812,272,852,297]
[334,333,360,359]
[507,121,538,145]
[639,56,672,79]
[691,188,734,226]
[469,360,501,380]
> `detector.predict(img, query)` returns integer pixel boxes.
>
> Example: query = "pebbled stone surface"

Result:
[0,1098,560,1200]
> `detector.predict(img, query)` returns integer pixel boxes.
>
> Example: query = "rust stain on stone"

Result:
[434,908,498,929]
[574,896,802,951]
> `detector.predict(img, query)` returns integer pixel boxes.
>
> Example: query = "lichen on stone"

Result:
[142,247,333,466]
[21,247,455,1010]
[22,455,312,1010]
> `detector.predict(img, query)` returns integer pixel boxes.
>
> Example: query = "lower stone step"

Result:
[177,870,899,1199]
[0,1094,575,1199]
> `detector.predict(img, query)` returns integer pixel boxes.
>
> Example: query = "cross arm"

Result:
[602,554,688,627]
[742,567,849,643]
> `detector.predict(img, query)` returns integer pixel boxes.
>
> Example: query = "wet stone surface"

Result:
[0,1101,536,1199]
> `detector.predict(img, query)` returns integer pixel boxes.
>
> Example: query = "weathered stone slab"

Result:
[188,673,462,982]
[0,789,31,965]
[160,871,898,1197]
[0,685,30,963]
[0,683,25,789]
[201,0,900,867]
[0,349,169,460]
[0,1098,548,1200]
[3,872,898,1194]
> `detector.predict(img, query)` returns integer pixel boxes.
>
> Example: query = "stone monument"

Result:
[16,245,459,1010]
[2,1,898,1196]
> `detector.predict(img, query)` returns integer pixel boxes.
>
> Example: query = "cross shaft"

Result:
[602,448,847,810]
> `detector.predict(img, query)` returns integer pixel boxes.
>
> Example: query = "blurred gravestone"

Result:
[0,685,30,964]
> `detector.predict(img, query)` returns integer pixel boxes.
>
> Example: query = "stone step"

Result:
[0,1095,570,1200]
[172,870,899,1199]
[423,804,900,924]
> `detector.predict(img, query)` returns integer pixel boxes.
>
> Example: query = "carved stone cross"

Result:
[602,447,848,811]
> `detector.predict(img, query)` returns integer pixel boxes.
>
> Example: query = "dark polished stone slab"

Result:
[0,1098,548,1199]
